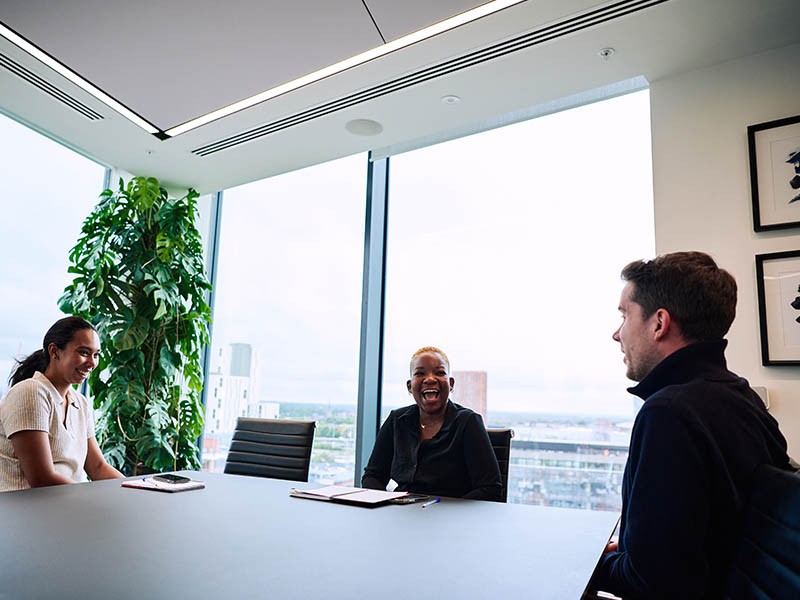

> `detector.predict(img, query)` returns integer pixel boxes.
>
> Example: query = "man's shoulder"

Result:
[642,371,746,406]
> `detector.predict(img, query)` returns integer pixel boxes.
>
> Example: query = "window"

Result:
[381,91,654,509]
[0,114,106,394]
[200,154,367,484]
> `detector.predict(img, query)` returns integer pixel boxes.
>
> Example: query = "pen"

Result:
[420,497,440,508]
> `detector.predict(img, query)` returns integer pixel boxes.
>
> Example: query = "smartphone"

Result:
[392,493,431,504]
[152,474,192,485]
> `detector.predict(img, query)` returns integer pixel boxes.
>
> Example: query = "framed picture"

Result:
[755,250,800,365]
[748,114,800,231]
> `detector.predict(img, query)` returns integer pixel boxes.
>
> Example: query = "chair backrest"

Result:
[725,464,800,599]
[224,418,316,482]
[487,427,514,503]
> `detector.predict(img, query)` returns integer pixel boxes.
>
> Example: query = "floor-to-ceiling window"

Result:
[0,113,106,395]
[201,154,367,485]
[381,90,654,509]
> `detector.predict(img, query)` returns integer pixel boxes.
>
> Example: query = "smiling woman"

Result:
[361,346,503,501]
[0,316,122,492]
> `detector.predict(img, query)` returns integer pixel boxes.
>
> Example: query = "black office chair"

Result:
[724,464,800,599]
[487,427,514,503]
[223,418,316,482]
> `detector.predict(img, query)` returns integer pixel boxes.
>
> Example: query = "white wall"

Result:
[650,42,800,455]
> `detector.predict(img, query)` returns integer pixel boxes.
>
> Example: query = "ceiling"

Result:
[1,0,799,194]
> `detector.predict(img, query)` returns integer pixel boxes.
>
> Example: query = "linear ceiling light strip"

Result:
[0,22,159,134]
[193,0,668,156]
[0,52,103,120]
[167,0,525,137]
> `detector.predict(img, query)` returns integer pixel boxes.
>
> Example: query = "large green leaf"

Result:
[61,176,212,474]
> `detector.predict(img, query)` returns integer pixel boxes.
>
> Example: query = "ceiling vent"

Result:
[0,51,103,121]
[192,0,668,157]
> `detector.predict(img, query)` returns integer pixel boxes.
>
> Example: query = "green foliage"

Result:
[59,176,212,474]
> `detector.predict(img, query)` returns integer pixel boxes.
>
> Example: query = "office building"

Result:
[452,370,488,420]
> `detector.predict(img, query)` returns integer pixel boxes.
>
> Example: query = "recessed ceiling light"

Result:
[441,95,462,105]
[345,119,383,136]
[598,47,616,61]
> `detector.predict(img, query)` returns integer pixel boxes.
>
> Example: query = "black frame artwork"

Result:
[748,114,800,232]
[755,250,800,366]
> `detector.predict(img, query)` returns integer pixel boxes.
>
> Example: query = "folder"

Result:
[289,485,408,507]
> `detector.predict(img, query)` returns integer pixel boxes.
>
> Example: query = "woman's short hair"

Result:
[409,346,451,374]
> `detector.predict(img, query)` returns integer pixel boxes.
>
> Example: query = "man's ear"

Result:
[449,377,455,391]
[652,308,673,341]
[406,380,412,394]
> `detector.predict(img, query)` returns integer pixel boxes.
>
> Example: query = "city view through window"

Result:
[201,90,654,510]
[200,154,366,483]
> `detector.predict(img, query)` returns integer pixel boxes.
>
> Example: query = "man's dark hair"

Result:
[621,251,737,342]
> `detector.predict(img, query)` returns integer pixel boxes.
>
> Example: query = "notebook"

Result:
[289,485,408,507]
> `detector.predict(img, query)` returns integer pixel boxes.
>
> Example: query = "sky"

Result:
[1,90,654,418]
[0,114,106,394]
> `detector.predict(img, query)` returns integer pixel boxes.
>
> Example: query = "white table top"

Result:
[0,471,618,599]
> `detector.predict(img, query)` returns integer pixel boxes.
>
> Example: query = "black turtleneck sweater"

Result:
[594,340,790,600]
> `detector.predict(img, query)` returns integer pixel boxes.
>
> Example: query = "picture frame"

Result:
[748,114,800,232]
[755,250,800,366]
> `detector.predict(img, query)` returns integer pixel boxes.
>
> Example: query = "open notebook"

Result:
[289,485,408,507]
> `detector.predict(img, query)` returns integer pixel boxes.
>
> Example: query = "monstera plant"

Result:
[59,176,212,474]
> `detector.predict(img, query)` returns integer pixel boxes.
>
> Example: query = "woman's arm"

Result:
[10,430,74,487]
[361,413,395,490]
[462,414,503,501]
[84,437,123,480]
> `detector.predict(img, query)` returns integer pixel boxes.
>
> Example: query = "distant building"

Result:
[205,343,259,434]
[452,370,487,420]
[253,401,280,419]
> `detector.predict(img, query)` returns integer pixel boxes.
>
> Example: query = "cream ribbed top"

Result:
[0,371,95,492]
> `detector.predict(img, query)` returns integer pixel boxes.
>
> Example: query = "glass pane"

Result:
[201,154,367,485]
[383,90,654,509]
[0,114,106,395]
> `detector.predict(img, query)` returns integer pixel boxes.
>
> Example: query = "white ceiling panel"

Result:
[365,0,488,42]
[0,0,383,129]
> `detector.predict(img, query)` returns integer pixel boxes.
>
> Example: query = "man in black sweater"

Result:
[593,251,791,599]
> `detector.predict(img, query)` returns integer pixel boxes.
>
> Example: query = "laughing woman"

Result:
[0,316,122,492]
[362,346,502,501]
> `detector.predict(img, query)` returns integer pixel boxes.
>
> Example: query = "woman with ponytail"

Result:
[0,316,122,491]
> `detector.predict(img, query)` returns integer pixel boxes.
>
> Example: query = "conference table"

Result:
[0,472,618,599]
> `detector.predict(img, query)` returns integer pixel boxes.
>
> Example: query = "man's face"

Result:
[613,282,661,382]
